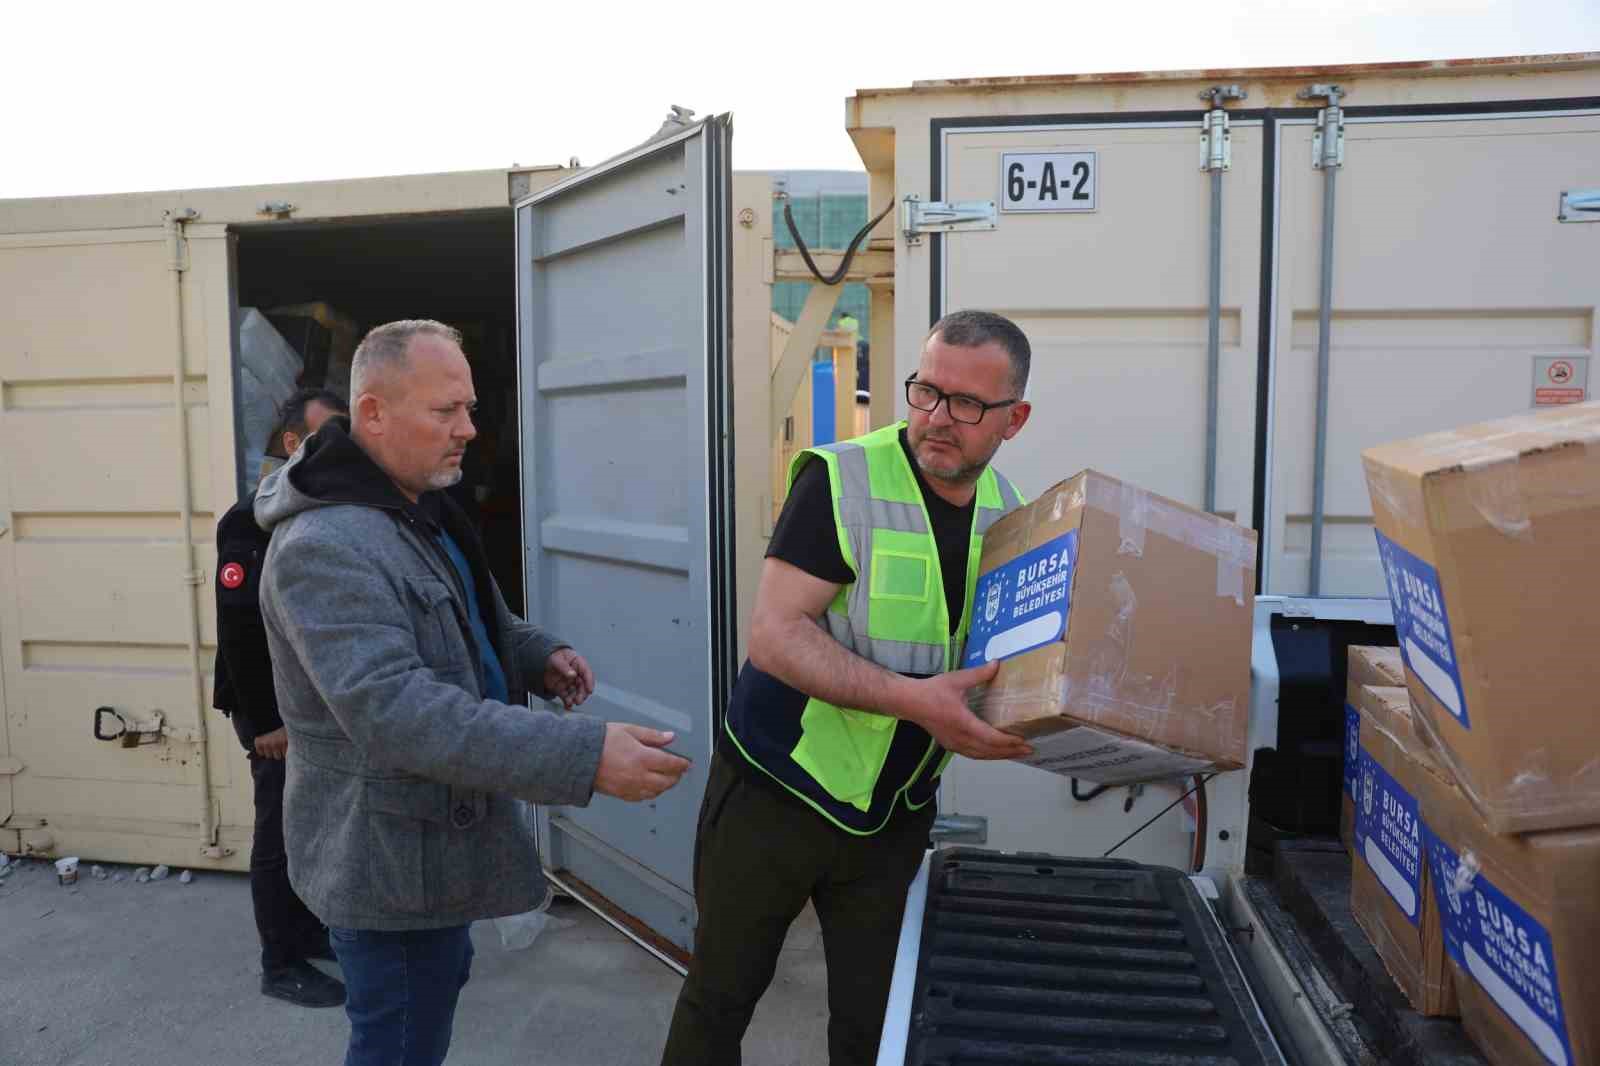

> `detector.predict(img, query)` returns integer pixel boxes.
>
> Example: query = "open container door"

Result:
[514,114,735,968]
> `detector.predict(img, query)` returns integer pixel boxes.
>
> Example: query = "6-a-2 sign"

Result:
[1001,151,1097,213]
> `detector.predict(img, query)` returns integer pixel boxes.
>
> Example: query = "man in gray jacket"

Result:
[256,319,689,1066]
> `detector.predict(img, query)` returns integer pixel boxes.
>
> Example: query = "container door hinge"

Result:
[1199,85,1247,172]
[1299,84,1346,169]
[902,195,997,244]
[1559,189,1600,222]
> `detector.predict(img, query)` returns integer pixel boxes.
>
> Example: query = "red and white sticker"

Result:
[1533,355,1590,407]
[219,562,246,589]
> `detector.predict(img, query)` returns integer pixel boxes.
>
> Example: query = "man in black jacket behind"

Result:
[214,387,348,1007]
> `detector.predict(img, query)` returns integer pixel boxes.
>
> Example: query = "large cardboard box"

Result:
[1412,754,1600,1065]
[963,471,1256,785]
[1343,646,1406,851]
[1350,684,1458,1016]
[1363,402,1600,834]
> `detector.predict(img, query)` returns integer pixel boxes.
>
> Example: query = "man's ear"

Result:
[1003,400,1032,441]
[355,392,383,436]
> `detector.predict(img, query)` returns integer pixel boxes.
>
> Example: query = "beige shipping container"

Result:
[0,127,780,929]
[844,54,1600,873]
[0,168,567,871]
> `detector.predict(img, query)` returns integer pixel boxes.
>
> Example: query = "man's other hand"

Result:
[593,725,691,802]
[907,661,1033,761]
[254,727,288,760]
[544,648,596,710]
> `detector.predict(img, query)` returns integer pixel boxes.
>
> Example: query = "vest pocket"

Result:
[791,699,898,813]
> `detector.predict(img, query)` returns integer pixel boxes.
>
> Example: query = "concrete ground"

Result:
[0,857,829,1066]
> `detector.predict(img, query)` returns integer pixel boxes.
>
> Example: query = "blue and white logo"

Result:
[962,530,1078,668]
[1374,530,1469,728]
[984,578,1002,624]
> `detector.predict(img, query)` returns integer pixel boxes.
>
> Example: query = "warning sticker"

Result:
[1532,355,1589,407]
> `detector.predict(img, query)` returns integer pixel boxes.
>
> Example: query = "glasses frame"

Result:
[903,375,1020,425]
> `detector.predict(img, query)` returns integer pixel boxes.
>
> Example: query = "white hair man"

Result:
[256,320,689,1066]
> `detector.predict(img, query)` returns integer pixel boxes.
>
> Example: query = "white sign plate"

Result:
[1001,151,1097,213]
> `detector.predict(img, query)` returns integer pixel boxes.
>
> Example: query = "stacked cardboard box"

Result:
[1343,645,1406,852]
[1348,683,1458,1016]
[1363,402,1600,834]
[1363,402,1600,1063]
[965,471,1256,785]
[1410,755,1600,1065]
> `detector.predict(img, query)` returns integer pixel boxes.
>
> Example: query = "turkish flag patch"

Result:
[220,562,246,589]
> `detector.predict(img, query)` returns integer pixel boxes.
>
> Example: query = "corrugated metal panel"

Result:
[904,849,1282,1066]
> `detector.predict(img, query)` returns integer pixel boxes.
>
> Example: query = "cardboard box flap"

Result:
[1364,402,1600,539]
[1348,645,1405,689]
[1072,470,1258,592]
[1362,401,1600,481]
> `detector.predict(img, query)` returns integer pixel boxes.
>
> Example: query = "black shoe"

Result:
[261,961,345,1008]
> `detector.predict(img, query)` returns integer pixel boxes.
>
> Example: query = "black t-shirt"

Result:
[767,429,974,634]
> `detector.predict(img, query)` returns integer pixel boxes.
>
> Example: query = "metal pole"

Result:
[1302,84,1343,597]
[1200,86,1243,516]
[165,209,224,858]
[1309,166,1337,596]
[1205,166,1223,514]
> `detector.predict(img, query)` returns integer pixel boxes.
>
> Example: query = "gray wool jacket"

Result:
[253,422,607,932]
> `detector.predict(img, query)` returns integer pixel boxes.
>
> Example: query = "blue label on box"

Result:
[1423,824,1572,1066]
[1374,529,1470,729]
[1344,704,1361,798]
[1354,744,1423,926]
[962,530,1078,669]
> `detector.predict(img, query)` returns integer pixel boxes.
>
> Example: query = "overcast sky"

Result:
[5,0,1597,200]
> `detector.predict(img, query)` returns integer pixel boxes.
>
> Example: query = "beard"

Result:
[910,427,997,484]
[426,466,465,490]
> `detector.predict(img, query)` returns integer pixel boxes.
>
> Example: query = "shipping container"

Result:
[843,50,1600,878]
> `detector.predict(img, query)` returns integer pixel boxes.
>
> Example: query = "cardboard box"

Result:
[1411,752,1600,1065]
[1350,684,1459,1016]
[1343,646,1406,851]
[1364,402,1600,834]
[963,471,1256,785]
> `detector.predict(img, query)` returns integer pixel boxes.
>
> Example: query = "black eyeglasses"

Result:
[904,375,1020,425]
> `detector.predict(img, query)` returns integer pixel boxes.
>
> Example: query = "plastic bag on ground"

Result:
[493,884,575,951]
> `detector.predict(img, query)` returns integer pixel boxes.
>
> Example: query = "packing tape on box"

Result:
[1048,483,1084,522]
[1376,412,1600,540]
[1421,433,1533,541]
[1084,478,1255,606]
[1076,571,1236,735]
[1461,447,1532,540]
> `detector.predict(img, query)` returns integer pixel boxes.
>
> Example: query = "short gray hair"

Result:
[926,310,1031,396]
[350,320,463,399]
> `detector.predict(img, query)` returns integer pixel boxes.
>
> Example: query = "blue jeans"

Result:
[328,924,475,1066]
